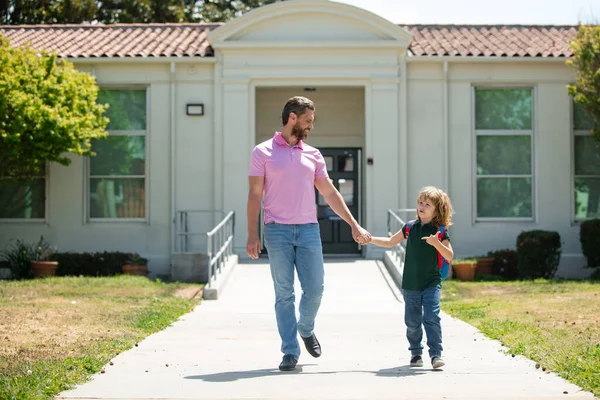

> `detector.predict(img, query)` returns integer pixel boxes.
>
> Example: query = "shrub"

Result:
[51,251,134,276]
[579,219,600,269]
[0,239,33,279]
[126,253,148,265]
[516,230,562,279]
[487,249,518,280]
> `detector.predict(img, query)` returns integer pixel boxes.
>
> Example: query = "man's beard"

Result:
[291,123,309,140]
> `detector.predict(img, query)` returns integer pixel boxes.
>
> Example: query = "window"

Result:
[474,88,534,219]
[0,167,46,220]
[573,102,598,219]
[89,89,147,220]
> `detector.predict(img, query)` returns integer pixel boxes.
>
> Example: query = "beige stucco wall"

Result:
[407,60,583,277]
[0,62,215,277]
[255,86,365,147]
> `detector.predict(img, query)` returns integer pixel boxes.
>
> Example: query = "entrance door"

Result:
[259,148,362,256]
[316,149,362,254]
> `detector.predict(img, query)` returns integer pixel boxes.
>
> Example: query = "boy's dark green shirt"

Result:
[401,219,450,291]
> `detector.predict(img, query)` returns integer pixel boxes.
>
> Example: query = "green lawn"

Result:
[442,279,600,397]
[0,276,203,400]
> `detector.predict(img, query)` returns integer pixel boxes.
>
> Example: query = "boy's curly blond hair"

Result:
[416,186,454,228]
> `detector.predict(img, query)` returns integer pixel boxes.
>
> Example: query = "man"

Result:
[246,96,371,371]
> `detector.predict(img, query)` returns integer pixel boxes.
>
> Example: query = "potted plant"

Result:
[451,258,478,281]
[122,253,148,276]
[30,236,58,278]
[476,254,495,276]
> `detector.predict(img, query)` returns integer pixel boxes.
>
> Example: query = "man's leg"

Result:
[422,285,443,361]
[263,223,300,359]
[403,289,424,359]
[295,223,324,356]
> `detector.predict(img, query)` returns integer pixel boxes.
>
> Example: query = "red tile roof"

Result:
[403,25,578,57]
[0,23,579,58]
[0,24,218,58]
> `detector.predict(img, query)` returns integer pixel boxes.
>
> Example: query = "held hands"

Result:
[422,231,441,247]
[352,225,372,245]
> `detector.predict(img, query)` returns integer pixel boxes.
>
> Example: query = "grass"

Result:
[441,279,600,397]
[0,275,203,400]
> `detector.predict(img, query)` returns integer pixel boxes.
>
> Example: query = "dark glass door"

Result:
[316,148,361,254]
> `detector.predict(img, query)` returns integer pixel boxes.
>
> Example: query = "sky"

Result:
[333,0,600,25]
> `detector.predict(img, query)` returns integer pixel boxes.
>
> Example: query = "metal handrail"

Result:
[206,211,235,288]
[174,209,225,253]
[387,208,416,263]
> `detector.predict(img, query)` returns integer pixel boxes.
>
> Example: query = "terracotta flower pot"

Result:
[477,257,494,276]
[452,261,478,281]
[122,264,148,276]
[30,261,58,278]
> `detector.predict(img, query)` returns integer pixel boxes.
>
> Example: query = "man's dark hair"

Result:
[281,96,315,125]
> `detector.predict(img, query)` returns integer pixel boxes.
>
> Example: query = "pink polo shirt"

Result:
[249,132,329,224]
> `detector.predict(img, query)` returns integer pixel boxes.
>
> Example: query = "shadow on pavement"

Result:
[185,365,428,382]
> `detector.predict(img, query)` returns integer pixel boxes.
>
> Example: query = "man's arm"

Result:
[246,176,264,259]
[314,177,371,244]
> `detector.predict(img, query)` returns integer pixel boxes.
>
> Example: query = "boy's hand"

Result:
[352,226,371,245]
[421,231,441,246]
[357,234,372,244]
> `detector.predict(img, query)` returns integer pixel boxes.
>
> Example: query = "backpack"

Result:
[403,220,451,280]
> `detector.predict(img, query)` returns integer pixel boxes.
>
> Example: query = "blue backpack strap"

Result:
[437,225,446,239]
[404,219,416,238]
[436,225,451,280]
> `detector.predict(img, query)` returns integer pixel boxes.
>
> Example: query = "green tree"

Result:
[189,0,278,23]
[1,0,280,24]
[0,0,98,24]
[568,25,600,141]
[0,35,108,213]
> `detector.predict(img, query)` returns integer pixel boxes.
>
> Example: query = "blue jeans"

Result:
[402,285,443,359]
[263,222,324,359]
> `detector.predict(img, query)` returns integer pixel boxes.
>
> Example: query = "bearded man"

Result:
[246,96,371,371]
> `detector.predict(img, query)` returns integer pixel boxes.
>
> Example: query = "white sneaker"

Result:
[431,356,445,369]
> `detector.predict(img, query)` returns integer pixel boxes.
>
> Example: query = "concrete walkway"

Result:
[58,259,595,400]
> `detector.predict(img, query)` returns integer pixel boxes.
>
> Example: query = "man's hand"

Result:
[246,235,261,259]
[422,232,441,247]
[352,225,371,245]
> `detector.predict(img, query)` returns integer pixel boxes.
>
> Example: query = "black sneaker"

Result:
[278,354,298,371]
[410,355,423,367]
[301,333,321,358]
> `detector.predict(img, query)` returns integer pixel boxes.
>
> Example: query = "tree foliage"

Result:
[0,0,279,24]
[568,25,600,142]
[0,35,108,179]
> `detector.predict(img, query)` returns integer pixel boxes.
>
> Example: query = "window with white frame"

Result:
[474,87,534,219]
[573,102,598,219]
[0,166,46,219]
[89,89,147,220]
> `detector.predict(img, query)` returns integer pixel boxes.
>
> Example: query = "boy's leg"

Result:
[263,223,300,359]
[295,224,325,343]
[402,289,424,357]
[422,284,443,359]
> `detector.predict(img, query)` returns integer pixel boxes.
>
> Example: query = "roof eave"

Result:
[66,55,216,63]
[406,55,572,62]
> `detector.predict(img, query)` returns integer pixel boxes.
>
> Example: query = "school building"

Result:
[0,0,593,278]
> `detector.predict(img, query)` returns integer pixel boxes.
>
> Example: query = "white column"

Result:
[222,79,251,254]
[366,79,400,258]
[213,51,224,222]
